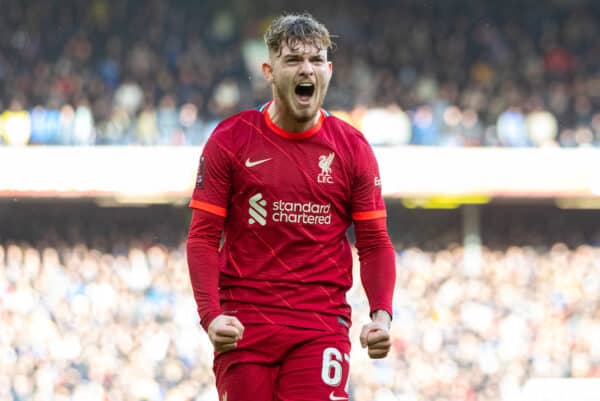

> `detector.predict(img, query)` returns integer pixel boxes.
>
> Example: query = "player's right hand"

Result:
[207,314,245,353]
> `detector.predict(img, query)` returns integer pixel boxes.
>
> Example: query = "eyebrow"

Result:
[283,52,325,59]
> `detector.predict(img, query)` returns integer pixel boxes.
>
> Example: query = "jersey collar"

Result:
[262,100,325,140]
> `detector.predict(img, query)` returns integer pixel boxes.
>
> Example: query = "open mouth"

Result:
[295,83,315,100]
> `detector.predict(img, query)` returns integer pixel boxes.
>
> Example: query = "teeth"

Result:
[298,83,313,87]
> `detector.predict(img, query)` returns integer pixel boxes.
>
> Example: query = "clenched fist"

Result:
[359,310,392,359]
[207,315,245,353]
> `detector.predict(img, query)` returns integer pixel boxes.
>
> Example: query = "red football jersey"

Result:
[190,102,386,332]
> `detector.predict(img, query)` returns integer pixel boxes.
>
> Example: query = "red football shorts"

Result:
[213,324,351,401]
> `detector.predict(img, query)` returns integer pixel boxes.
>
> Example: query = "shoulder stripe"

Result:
[257,102,269,112]
[352,210,387,221]
[189,200,227,217]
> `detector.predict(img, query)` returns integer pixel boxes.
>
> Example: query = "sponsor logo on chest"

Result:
[248,193,332,226]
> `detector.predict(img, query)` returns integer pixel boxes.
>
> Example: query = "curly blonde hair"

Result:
[264,13,334,56]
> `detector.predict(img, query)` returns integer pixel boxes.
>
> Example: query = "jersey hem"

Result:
[220,301,351,335]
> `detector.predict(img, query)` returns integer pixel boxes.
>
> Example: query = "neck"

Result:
[267,100,320,133]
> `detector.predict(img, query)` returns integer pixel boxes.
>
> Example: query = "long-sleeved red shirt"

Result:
[187,104,395,333]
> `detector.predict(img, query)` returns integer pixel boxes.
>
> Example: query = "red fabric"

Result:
[354,218,396,319]
[188,107,390,331]
[214,324,350,401]
[186,209,224,331]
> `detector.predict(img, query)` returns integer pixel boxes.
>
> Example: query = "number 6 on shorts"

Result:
[321,347,350,392]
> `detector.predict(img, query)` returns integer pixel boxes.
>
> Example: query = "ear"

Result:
[262,62,273,83]
[328,61,333,76]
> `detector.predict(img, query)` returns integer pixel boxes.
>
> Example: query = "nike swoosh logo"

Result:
[329,392,348,401]
[245,158,272,168]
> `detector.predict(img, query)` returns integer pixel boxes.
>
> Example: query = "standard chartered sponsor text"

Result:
[272,200,332,224]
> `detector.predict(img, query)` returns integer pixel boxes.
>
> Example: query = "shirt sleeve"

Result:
[189,131,232,217]
[187,209,224,332]
[351,141,386,221]
[186,131,233,331]
[354,218,395,319]
[351,138,394,318]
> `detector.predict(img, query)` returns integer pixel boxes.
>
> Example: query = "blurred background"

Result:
[2,0,600,400]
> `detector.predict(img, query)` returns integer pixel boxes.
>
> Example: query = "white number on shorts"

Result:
[321,347,350,390]
[321,347,343,386]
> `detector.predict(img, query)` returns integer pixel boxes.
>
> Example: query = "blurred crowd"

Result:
[1,203,600,401]
[0,240,219,401]
[349,243,600,401]
[3,0,600,146]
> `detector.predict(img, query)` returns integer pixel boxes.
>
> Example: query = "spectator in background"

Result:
[460,108,484,146]
[114,78,144,118]
[72,98,95,145]
[496,107,529,147]
[135,100,159,145]
[207,78,241,119]
[157,95,181,145]
[97,104,131,144]
[526,108,559,147]
[1,99,31,146]
[29,105,61,145]
[179,102,205,145]
[411,105,438,146]
[58,104,75,144]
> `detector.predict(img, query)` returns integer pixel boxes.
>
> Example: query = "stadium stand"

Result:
[1,202,599,401]
[1,0,600,146]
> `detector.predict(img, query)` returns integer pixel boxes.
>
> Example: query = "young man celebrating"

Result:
[187,13,396,401]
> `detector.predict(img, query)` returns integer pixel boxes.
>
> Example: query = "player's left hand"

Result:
[359,310,392,359]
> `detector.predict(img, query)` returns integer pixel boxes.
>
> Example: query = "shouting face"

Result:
[263,41,332,131]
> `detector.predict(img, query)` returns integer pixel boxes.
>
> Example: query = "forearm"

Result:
[355,218,396,319]
[186,209,224,332]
